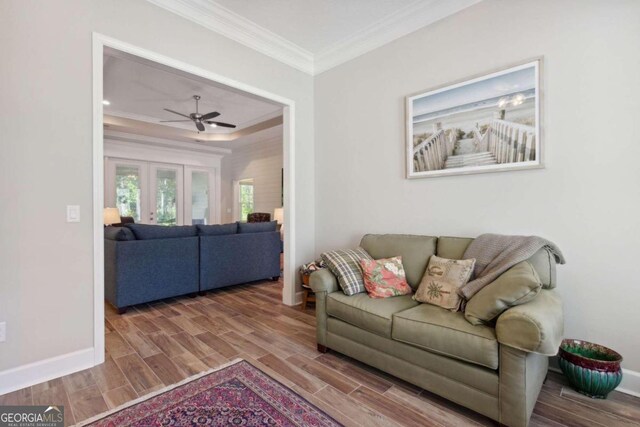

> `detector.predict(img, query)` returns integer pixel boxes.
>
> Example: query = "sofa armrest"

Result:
[310,269,339,294]
[496,289,563,355]
[309,269,338,348]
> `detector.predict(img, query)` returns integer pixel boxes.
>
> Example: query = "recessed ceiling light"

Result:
[102,100,110,105]
[209,123,217,128]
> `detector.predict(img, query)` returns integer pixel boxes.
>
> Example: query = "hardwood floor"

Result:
[1,280,638,426]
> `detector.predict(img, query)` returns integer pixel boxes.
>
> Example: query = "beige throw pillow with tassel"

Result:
[413,255,475,311]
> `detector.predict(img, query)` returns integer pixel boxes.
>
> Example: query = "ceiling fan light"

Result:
[209,123,217,128]
[102,100,110,105]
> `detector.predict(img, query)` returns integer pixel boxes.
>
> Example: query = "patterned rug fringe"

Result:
[72,358,244,427]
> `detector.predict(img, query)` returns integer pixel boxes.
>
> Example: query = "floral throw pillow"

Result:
[413,255,475,311]
[360,257,413,299]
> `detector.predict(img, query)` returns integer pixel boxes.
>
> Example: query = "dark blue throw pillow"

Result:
[197,223,238,236]
[125,224,197,240]
[237,221,277,234]
[104,226,136,241]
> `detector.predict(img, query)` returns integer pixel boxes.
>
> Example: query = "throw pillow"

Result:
[104,226,136,241]
[413,255,475,311]
[464,261,542,325]
[321,248,373,296]
[360,257,413,298]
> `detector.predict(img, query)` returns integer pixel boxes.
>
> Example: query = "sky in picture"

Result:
[412,67,535,118]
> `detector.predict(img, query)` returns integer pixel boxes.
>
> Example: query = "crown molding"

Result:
[313,0,482,74]
[145,0,314,74]
[145,0,481,76]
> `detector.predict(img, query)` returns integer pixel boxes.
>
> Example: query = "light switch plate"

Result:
[67,205,80,222]
[0,322,6,343]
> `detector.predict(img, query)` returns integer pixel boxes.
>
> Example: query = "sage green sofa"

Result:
[310,234,563,427]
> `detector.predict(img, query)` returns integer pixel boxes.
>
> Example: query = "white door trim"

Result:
[92,33,297,368]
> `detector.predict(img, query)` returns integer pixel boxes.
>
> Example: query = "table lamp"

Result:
[273,207,284,238]
[103,207,121,226]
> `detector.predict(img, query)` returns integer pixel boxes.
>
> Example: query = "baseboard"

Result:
[0,347,95,395]
[617,369,640,397]
[548,356,640,398]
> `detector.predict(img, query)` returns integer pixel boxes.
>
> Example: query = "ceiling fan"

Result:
[160,95,237,132]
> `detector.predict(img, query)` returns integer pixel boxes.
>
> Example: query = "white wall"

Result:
[0,0,314,375]
[221,137,283,224]
[314,0,640,379]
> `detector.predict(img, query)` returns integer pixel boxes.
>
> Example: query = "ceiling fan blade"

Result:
[200,111,220,121]
[159,120,192,122]
[163,108,191,119]
[206,121,236,128]
[196,121,205,132]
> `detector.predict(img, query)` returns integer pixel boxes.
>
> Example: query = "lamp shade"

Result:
[273,208,284,225]
[103,207,121,225]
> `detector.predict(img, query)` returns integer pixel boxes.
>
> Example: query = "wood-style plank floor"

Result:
[1,280,638,426]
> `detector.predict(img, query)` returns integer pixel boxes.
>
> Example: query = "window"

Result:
[239,179,254,222]
[115,165,141,221]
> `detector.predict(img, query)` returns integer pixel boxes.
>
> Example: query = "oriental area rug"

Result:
[76,359,341,427]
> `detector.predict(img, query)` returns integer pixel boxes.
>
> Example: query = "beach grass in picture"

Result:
[406,59,542,178]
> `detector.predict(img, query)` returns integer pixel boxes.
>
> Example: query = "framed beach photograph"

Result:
[406,59,542,178]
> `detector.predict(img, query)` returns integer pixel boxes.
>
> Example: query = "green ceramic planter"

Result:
[558,339,623,399]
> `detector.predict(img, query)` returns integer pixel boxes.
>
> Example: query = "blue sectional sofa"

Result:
[104,221,281,313]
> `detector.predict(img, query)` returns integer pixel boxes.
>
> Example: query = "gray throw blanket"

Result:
[460,234,565,300]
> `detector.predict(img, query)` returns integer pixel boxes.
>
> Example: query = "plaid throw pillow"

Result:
[321,248,373,296]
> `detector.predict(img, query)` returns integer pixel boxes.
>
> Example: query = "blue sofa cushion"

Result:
[104,226,136,241]
[197,223,238,236]
[238,221,277,233]
[125,224,197,240]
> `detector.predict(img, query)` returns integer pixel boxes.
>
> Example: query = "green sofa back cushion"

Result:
[360,234,437,289]
[436,236,473,260]
[465,260,542,325]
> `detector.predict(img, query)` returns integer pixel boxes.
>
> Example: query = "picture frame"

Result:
[406,58,543,179]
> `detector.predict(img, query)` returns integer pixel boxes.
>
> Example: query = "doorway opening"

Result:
[92,33,296,366]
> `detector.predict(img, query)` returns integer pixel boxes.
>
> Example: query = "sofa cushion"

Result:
[125,224,197,240]
[327,292,418,338]
[465,261,542,325]
[360,234,437,289]
[197,223,238,236]
[528,248,556,289]
[104,226,136,241]
[237,221,277,233]
[392,304,499,369]
[436,236,473,260]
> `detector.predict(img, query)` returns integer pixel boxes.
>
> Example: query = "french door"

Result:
[106,159,217,225]
[149,163,183,225]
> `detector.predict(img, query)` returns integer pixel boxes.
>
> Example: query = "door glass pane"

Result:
[239,179,254,222]
[115,165,141,222]
[191,171,209,225]
[156,169,177,226]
